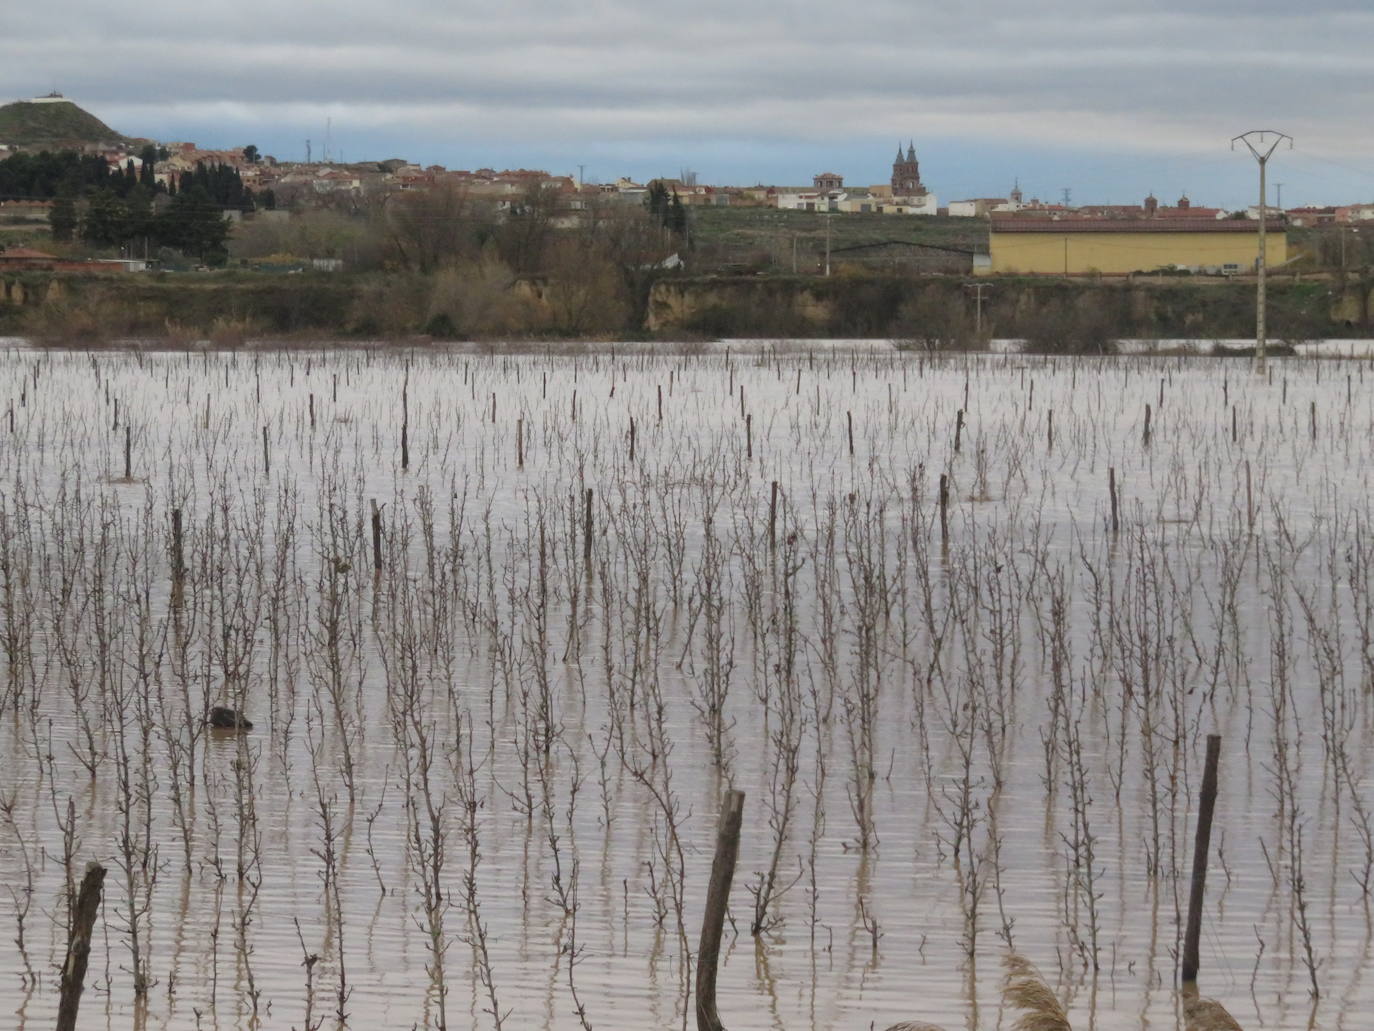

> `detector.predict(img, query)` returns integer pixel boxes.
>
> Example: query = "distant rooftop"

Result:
[991,217,1279,233]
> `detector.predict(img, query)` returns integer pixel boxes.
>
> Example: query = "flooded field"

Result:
[1,343,1373,1030]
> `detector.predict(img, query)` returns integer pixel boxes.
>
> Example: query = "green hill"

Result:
[0,98,130,149]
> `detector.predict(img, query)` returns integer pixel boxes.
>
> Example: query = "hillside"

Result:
[0,98,129,149]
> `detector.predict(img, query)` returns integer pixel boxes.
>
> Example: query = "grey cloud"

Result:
[3,0,1371,182]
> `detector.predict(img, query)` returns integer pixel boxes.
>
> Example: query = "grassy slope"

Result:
[690,207,990,259]
[0,101,129,147]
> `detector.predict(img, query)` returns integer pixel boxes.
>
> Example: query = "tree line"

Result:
[1,148,273,262]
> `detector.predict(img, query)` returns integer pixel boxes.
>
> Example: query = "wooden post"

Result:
[402,379,410,470]
[1143,403,1152,447]
[745,413,752,461]
[696,789,745,1031]
[1108,467,1119,535]
[1245,460,1253,531]
[954,408,964,453]
[583,488,594,566]
[1182,734,1222,985]
[629,416,636,463]
[768,481,778,550]
[309,392,315,429]
[846,410,854,457]
[1047,408,1054,452]
[262,425,270,475]
[938,473,949,548]
[56,861,105,1031]
[171,508,185,588]
[370,499,383,575]
[124,424,132,480]
[517,418,524,469]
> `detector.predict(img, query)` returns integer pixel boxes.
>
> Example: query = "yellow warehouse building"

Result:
[983,217,1286,276]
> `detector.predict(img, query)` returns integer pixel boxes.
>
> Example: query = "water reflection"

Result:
[0,345,1370,1029]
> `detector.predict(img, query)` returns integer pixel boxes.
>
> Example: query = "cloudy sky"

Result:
[5,0,1373,207]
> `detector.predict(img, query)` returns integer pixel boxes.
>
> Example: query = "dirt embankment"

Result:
[2,268,1370,344]
[648,275,1372,342]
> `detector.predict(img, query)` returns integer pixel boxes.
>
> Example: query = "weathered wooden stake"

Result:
[696,789,745,1031]
[56,861,105,1031]
[847,410,854,457]
[938,472,949,548]
[953,408,964,453]
[745,413,752,460]
[262,425,270,475]
[517,418,524,469]
[1047,408,1054,452]
[1182,734,1222,985]
[1245,459,1254,531]
[1108,466,1119,535]
[768,480,778,550]
[370,499,383,574]
[309,392,315,429]
[124,424,132,480]
[583,488,594,566]
[171,508,185,588]
[1143,403,1152,447]
[629,416,636,463]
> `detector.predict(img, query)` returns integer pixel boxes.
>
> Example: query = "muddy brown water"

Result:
[0,345,1370,1030]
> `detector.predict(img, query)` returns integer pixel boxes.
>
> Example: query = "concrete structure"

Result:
[777,190,844,211]
[949,198,1008,218]
[837,193,938,215]
[983,217,1287,276]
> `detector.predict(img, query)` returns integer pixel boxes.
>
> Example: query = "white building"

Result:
[776,190,845,211]
[839,192,938,216]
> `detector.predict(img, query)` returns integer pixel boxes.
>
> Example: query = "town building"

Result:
[982,217,1286,276]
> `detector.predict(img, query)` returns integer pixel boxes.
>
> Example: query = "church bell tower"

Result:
[891,141,925,197]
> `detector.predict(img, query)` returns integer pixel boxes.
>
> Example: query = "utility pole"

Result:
[1232,130,1293,372]
[824,214,832,277]
[966,283,990,337]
